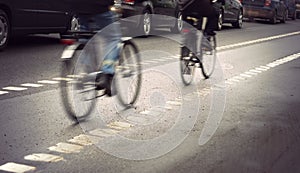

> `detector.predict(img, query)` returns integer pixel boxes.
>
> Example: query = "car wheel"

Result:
[141,9,151,36]
[70,15,79,32]
[280,9,287,23]
[217,10,223,31]
[171,11,183,33]
[232,11,243,28]
[0,9,9,51]
[291,11,296,20]
[270,11,277,24]
[60,15,79,38]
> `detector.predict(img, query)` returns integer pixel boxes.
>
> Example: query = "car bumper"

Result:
[243,6,275,19]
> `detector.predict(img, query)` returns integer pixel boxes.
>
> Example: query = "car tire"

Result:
[217,10,223,31]
[0,9,10,51]
[232,10,243,28]
[171,11,183,33]
[291,11,296,20]
[140,9,151,36]
[280,9,287,23]
[60,15,79,38]
[270,11,277,24]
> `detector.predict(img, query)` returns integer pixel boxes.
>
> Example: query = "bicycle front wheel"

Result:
[201,35,217,79]
[180,46,196,85]
[60,45,97,122]
[114,40,142,107]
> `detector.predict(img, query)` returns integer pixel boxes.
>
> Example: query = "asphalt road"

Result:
[0,20,300,173]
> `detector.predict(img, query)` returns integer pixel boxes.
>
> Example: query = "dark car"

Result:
[0,0,77,51]
[243,0,288,23]
[284,0,297,19]
[120,0,243,36]
[215,0,244,30]
[296,0,300,18]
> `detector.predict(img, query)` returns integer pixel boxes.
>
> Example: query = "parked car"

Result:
[0,0,78,51]
[120,0,243,36]
[214,0,244,30]
[243,0,288,24]
[296,0,300,18]
[284,0,297,19]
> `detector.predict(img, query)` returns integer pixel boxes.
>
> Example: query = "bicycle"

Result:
[180,16,217,85]
[60,31,142,122]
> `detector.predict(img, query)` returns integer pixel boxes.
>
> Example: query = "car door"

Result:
[223,0,236,20]
[35,0,70,30]
[8,0,40,29]
[230,0,241,20]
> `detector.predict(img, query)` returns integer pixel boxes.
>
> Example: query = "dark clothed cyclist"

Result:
[178,0,219,36]
[71,0,122,96]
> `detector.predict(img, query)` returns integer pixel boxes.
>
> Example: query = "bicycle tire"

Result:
[114,40,142,107]
[180,46,196,85]
[60,46,96,122]
[200,35,217,79]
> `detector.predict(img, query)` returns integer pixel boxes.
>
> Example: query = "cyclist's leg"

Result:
[203,7,218,36]
[93,11,122,94]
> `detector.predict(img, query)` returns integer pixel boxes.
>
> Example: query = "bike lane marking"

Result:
[0,162,36,173]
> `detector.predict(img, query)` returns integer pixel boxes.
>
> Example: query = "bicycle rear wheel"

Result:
[180,46,196,85]
[200,35,217,79]
[60,45,97,122]
[114,40,142,107]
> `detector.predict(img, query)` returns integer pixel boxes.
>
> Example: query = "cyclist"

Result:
[178,0,219,36]
[71,0,122,96]
[178,0,221,52]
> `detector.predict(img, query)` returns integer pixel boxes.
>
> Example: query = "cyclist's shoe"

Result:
[201,35,213,52]
[95,73,114,96]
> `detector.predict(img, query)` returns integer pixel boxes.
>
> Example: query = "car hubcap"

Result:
[177,13,183,32]
[239,14,243,27]
[71,16,79,31]
[143,12,151,35]
[218,13,223,30]
[0,16,8,46]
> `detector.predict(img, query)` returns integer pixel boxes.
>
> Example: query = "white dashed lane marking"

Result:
[21,83,44,88]
[0,91,9,95]
[0,162,36,173]
[48,142,84,153]
[3,86,28,91]
[38,80,59,84]
[24,153,64,163]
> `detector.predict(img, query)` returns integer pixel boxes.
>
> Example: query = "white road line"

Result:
[0,162,36,173]
[89,128,118,137]
[255,67,268,71]
[52,77,73,81]
[245,71,258,75]
[217,31,300,51]
[240,73,252,78]
[0,91,9,95]
[21,83,43,88]
[3,86,28,91]
[38,80,59,84]
[166,101,182,106]
[68,134,94,146]
[48,143,83,153]
[24,153,64,162]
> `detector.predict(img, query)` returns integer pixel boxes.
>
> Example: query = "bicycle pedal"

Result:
[191,57,200,63]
